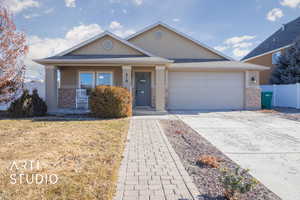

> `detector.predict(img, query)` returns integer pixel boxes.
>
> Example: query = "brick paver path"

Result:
[114,119,199,200]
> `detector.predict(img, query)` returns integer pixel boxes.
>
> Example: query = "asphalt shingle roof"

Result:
[242,16,300,60]
[172,58,228,63]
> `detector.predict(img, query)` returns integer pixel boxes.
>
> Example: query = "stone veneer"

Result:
[58,88,76,108]
[245,87,261,109]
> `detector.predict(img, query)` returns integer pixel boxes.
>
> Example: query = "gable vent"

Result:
[154,30,163,40]
[102,39,113,50]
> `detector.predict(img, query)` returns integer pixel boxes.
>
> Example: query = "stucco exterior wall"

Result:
[245,49,285,85]
[69,35,144,56]
[58,66,122,109]
[45,65,58,112]
[59,66,123,89]
[128,25,223,59]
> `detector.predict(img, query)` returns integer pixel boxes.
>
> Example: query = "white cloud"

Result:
[7,0,39,14]
[113,29,136,38]
[267,8,284,22]
[122,9,128,14]
[27,24,101,69]
[280,0,300,8]
[44,8,54,14]
[65,0,76,8]
[219,35,256,58]
[173,18,180,22]
[224,35,256,45]
[232,42,253,48]
[109,21,123,30]
[65,24,103,41]
[109,0,143,6]
[23,13,40,19]
[133,0,143,5]
[214,46,228,52]
[26,24,103,79]
[232,48,250,58]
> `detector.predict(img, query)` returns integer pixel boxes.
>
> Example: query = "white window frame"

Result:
[78,71,114,88]
[95,71,114,86]
[78,71,95,89]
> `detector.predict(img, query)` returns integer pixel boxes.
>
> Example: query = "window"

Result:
[79,72,94,90]
[272,51,281,65]
[96,72,113,86]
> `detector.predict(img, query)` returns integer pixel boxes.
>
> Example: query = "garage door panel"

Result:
[168,72,244,110]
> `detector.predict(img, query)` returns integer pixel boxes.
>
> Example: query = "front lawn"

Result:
[0,117,129,200]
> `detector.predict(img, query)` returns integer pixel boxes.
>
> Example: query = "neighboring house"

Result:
[0,79,45,111]
[242,16,300,85]
[34,22,268,113]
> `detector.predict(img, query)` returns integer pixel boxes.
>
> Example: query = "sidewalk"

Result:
[114,118,199,200]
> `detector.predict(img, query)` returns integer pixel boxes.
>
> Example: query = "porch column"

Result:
[45,65,58,112]
[122,65,132,93]
[155,66,166,111]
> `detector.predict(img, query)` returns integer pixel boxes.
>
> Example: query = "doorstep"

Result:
[133,107,168,116]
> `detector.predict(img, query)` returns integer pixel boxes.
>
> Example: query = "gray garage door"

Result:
[168,72,244,110]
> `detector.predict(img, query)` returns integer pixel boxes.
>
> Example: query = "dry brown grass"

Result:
[0,117,129,200]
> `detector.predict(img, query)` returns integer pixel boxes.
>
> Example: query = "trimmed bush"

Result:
[89,86,132,118]
[8,89,47,118]
[31,89,47,116]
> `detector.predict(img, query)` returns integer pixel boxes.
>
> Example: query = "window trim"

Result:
[95,71,114,86]
[78,71,114,89]
[78,71,95,89]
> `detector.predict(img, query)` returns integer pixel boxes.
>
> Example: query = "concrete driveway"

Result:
[176,111,300,200]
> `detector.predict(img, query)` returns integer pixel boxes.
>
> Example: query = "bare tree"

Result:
[0,2,28,103]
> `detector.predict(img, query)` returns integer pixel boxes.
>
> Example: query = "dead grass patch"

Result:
[0,117,129,200]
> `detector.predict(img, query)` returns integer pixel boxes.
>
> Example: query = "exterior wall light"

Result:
[251,76,257,83]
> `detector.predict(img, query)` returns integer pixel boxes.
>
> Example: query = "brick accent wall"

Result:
[58,88,76,108]
[245,87,261,109]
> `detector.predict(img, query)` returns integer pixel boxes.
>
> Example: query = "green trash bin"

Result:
[261,92,273,109]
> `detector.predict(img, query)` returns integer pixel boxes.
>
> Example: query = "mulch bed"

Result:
[160,119,281,200]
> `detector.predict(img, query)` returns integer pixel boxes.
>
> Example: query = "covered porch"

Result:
[37,57,171,114]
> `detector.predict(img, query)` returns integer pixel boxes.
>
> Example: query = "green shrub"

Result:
[31,89,47,116]
[219,167,258,200]
[89,86,132,118]
[8,89,47,118]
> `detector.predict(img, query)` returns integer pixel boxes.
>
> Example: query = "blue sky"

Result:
[6,0,300,79]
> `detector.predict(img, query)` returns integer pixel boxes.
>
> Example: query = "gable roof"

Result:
[242,16,300,61]
[55,31,155,57]
[126,22,234,61]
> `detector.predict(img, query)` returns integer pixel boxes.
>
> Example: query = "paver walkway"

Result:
[114,118,199,200]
